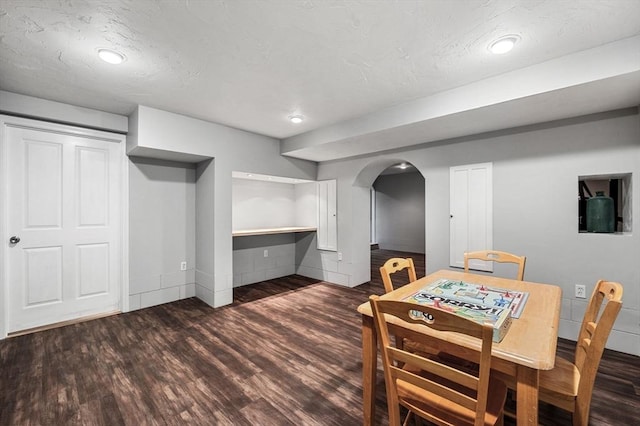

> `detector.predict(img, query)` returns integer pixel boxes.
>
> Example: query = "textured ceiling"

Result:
[1,0,639,161]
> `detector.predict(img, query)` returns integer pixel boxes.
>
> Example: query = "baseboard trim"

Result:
[7,310,121,338]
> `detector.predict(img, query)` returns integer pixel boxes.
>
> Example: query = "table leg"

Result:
[516,365,539,425]
[362,314,377,426]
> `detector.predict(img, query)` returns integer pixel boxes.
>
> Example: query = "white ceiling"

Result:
[1,0,639,162]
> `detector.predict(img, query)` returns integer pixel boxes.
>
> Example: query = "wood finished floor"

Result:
[1,249,638,425]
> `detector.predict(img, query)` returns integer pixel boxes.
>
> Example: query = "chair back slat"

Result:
[463,250,526,280]
[379,257,417,293]
[391,365,478,411]
[389,347,480,390]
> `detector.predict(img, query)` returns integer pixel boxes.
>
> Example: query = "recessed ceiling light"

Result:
[397,162,409,170]
[289,115,304,124]
[488,35,520,55]
[98,48,126,64]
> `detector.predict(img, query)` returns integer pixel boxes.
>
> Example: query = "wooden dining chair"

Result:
[500,280,623,426]
[380,257,417,294]
[379,257,439,356]
[369,295,507,426]
[463,250,526,281]
[539,279,623,426]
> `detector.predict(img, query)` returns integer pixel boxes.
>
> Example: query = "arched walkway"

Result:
[351,158,426,284]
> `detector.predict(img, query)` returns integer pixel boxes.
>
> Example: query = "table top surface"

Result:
[358,269,562,370]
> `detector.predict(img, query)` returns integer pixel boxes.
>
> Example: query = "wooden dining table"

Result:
[358,269,562,426]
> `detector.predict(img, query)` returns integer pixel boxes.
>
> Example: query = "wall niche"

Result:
[578,173,632,234]
[231,172,337,287]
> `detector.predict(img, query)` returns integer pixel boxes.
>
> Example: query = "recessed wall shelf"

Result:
[231,173,336,288]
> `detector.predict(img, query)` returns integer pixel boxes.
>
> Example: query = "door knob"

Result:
[9,236,20,244]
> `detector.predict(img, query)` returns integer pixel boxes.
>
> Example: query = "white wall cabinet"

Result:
[317,179,337,251]
[449,163,493,270]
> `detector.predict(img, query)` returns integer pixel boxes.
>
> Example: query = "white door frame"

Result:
[0,115,129,338]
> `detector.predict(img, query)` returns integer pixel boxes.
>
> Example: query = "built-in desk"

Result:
[232,226,317,237]
[232,227,317,287]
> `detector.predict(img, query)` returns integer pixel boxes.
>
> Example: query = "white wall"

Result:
[232,179,296,230]
[295,182,318,227]
[128,157,196,310]
[317,109,640,355]
[373,171,425,253]
[295,231,351,285]
[233,234,296,287]
[128,105,317,307]
[195,160,216,306]
[0,90,128,133]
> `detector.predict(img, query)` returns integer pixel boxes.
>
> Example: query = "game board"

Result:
[404,278,529,342]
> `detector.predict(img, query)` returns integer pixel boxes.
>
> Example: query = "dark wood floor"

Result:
[1,249,638,425]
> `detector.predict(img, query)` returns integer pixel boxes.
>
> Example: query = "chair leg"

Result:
[503,389,517,420]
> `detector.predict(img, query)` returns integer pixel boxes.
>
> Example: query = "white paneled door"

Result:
[449,162,493,270]
[6,125,124,333]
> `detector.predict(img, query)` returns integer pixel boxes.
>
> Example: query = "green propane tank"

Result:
[586,191,615,233]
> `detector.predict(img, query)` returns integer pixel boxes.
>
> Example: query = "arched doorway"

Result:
[352,158,427,284]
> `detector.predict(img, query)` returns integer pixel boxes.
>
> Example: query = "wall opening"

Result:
[578,173,632,234]
[372,162,426,254]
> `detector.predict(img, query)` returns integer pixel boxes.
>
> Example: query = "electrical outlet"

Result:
[180,261,187,271]
[337,252,343,261]
[575,284,586,299]
[263,249,268,258]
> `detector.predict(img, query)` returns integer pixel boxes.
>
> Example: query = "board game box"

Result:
[404,278,530,342]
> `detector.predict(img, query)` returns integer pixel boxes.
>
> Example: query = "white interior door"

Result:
[449,162,493,270]
[6,125,123,333]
